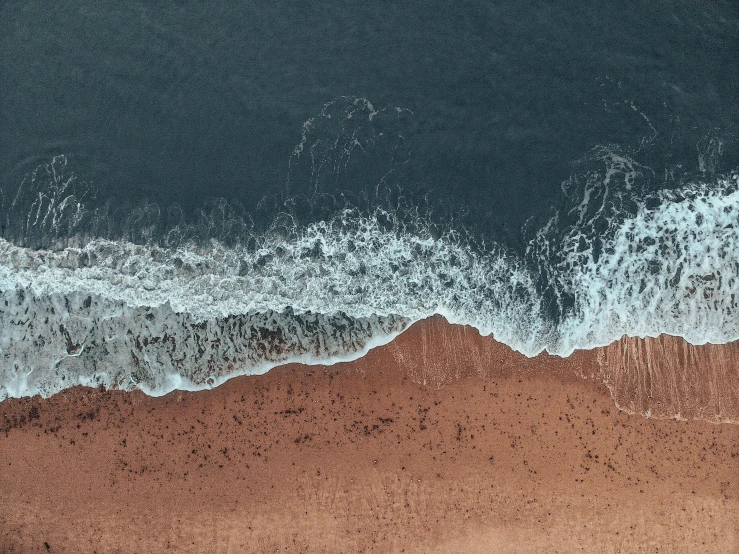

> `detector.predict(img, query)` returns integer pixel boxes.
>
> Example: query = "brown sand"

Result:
[1,316,738,553]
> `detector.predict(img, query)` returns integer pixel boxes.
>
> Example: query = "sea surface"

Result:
[1,1,738,398]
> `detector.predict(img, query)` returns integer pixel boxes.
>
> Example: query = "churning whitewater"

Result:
[1,148,738,399]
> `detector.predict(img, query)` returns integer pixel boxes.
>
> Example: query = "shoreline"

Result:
[1,316,738,552]
[4,314,739,423]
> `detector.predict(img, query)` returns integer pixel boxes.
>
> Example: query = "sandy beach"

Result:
[1,316,738,553]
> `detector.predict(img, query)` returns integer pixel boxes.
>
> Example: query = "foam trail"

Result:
[1,157,739,398]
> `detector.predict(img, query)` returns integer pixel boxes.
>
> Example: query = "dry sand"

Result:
[1,316,738,553]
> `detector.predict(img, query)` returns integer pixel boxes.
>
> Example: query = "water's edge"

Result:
[4,315,738,425]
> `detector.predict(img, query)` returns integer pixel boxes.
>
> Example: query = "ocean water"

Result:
[1,1,738,398]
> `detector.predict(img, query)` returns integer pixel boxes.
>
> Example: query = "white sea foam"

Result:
[2,168,739,399]
[0,208,544,399]
[544,167,739,354]
[0,285,411,400]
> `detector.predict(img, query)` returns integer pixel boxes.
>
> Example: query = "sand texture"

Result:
[1,317,738,553]
[590,335,739,423]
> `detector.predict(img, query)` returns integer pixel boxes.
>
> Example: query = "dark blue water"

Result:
[1,1,738,398]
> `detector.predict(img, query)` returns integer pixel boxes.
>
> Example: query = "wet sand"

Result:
[1,316,738,553]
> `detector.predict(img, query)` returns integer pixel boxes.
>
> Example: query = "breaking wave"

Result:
[1,103,738,400]
[0,204,541,398]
